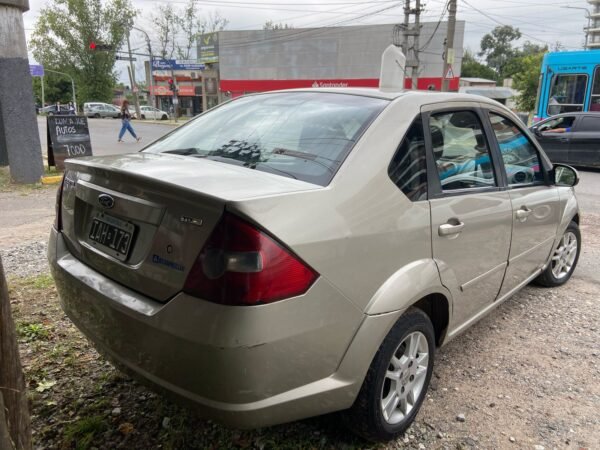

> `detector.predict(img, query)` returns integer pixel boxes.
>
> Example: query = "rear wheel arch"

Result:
[412,294,450,347]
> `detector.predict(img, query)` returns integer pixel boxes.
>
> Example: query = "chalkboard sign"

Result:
[47,116,93,170]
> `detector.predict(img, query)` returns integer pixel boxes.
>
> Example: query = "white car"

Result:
[139,106,169,120]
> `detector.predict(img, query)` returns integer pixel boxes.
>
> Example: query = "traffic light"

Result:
[168,78,178,93]
[89,42,113,51]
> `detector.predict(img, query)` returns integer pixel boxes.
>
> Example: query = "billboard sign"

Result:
[151,59,205,71]
[30,64,44,77]
[199,33,219,64]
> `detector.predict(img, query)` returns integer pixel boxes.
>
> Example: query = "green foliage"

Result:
[16,322,50,342]
[63,416,109,450]
[461,49,498,82]
[513,52,546,112]
[479,25,522,77]
[32,76,72,105]
[30,0,136,106]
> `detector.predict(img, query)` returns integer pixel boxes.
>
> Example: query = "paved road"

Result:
[36,116,177,159]
[575,169,600,215]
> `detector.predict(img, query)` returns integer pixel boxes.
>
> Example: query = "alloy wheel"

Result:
[551,231,578,280]
[380,331,429,425]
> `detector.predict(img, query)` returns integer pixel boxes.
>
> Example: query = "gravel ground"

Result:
[1,240,49,277]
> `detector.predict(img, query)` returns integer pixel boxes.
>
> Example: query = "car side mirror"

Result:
[553,163,579,187]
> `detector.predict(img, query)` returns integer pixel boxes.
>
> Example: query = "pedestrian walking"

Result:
[68,102,75,115]
[118,100,141,143]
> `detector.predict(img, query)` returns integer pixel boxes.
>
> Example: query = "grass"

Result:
[0,166,61,193]
[16,322,50,342]
[64,416,109,450]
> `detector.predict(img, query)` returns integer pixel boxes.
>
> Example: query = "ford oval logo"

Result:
[98,194,115,209]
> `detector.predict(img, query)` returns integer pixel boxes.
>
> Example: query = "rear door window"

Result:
[429,110,497,191]
[577,116,600,132]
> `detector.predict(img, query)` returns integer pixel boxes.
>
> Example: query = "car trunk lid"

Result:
[59,152,319,302]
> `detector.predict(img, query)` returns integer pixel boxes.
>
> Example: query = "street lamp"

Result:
[45,69,77,112]
[561,6,591,50]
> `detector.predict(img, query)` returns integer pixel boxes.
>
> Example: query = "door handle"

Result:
[438,221,465,237]
[515,206,532,221]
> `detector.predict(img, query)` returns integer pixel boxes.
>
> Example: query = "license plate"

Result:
[88,213,135,261]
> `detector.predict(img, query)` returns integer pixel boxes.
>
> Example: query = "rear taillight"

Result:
[54,174,66,230]
[184,212,318,306]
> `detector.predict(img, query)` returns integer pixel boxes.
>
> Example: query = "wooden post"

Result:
[0,256,32,450]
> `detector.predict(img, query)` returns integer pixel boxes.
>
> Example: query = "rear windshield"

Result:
[143,92,389,186]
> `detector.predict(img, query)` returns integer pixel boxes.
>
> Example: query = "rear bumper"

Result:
[48,228,402,428]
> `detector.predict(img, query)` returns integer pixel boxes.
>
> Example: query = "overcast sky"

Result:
[22,0,593,80]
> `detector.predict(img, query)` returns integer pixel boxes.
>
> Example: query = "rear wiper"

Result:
[161,148,200,156]
[271,147,337,173]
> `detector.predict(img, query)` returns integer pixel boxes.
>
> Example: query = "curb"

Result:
[41,175,63,185]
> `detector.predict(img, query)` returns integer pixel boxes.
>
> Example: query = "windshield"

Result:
[143,92,389,185]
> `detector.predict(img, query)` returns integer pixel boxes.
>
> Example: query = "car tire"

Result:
[343,307,435,442]
[141,114,146,120]
[161,114,168,120]
[534,220,581,287]
[94,113,101,118]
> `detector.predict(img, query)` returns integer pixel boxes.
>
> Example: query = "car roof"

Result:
[259,87,503,107]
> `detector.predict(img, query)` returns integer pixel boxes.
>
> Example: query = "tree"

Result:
[263,20,294,30]
[512,52,545,112]
[150,0,228,60]
[503,41,548,80]
[460,49,498,82]
[30,0,136,106]
[152,3,177,60]
[32,76,72,106]
[479,25,522,78]
[0,257,31,450]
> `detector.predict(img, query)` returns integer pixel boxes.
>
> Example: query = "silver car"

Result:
[49,89,581,441]
[84,102,121,119]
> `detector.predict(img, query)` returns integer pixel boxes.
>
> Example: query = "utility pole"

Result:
[126,28,141,119]
[0,0,44,183]
[130,26,154,108]
[401,0,423,90]
[442,0,457,92]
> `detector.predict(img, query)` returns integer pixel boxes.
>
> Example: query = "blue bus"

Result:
[534,50,600,122]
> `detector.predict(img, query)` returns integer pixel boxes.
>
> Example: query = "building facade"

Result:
[198,22,465,100]
[589,0,600,49]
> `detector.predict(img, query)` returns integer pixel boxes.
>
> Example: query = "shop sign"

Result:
[151,59,205,71]
[150,85,197,96]
[199,33,219,64]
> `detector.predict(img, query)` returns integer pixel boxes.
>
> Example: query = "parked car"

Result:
[39,104,70,116]
[530,112,600,168]
[139,105,169,120]
[49,89,581,442]
[84,102,121,119]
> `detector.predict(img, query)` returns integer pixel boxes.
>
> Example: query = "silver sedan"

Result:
[48,88,581,441]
